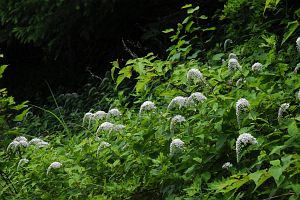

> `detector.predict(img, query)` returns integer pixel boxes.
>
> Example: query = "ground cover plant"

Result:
[1,1,300,199]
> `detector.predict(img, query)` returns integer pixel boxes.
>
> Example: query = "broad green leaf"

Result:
[212,53,224,61]
[268,166,284,185]
[288,121,299,136]
[249,170,264,187]
[116,66,132,88]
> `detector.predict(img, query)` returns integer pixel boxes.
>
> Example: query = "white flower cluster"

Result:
[94,111,107,120]
[236,133,258,162]
[236,78,245,87]
[236,98,250,127]
[139,101,156,115]
[170,139,184,155]
[188,92,207,105]
[47,161,62,175]
[222,162,233,169]
[29,138,49,148]
[278,103,290,123]
[7,136,28,152]
[228,58,242,71]
[107,108,122,117]
[228,53,238,60]
[170,115,186,130]
[83,111,107,123]
[296,37,300,52]
[168,96,188,110]
[187,68,204,83]
[224,39,233,51]
[251,62,263,72]
[17,158,29,170]
[83,112,95,127]
[97,141,111,156]
[97,122,125,133]
[294,63,300,73]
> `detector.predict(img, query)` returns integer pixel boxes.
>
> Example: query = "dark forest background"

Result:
[0,0,223,102]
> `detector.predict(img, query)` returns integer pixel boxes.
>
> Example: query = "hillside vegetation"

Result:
[1,1,300,199]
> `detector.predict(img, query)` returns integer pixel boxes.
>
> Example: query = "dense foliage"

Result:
[1,0,300,199]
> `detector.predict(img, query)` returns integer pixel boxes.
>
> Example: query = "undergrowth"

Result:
[1,1,300,199]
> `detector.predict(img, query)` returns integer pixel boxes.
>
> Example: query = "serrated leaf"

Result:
[116,66,132,88]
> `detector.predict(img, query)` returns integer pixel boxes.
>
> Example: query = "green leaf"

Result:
[111,60,119,81]
[185,21,194,32]
[288,121,299,136]
[268,166,284,185]
[182,4,192,9]
[249,170,263,187]
[270,145,285,155]
[187,6,199,14]
[199,15,208,20]
[252,170,271,191]
[14,108,30,122]
[193,157,202,163]
[0,65,8,79]
[116,66,132,88]
[281,20,299,45]
[212,53,224,61]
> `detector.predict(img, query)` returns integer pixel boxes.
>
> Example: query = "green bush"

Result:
[2,2,300,199]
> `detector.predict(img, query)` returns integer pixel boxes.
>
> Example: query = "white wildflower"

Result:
[29,138,44,145]
[278,103,290,123]
[236,133,258,162]
[168,96,188,110]
[188,92,207,105]
[236,78,245,87]
[224,39,233,51]
[83,112,94,127]
[294,63,300,73]
[228,58,242,71]
[36,141,49,148]
[107,108,121,117]
[139,101,156,115]
[296,37,300,52]
[114,124,125,131]
[236,98,250,128]
[170,115,186,130]
[251,62,263,72]
[17,158,29,170]
[228,53,238,60]
[170,139,184,155]
[97,141,111,156]
[187,68,204,83]
[14,136,28,142]
[19,140,29,148]
[47,162,62,175]
[7,136,29,152]
[97,122,115,133]
[94,111,107,120]
[29,138,48,148]
[222,162,233,169]
[7,141,20,152]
